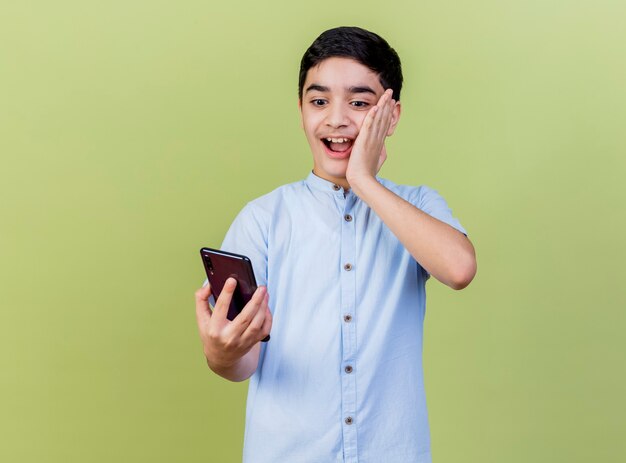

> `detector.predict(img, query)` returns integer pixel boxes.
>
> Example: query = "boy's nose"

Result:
[325,104,350,128]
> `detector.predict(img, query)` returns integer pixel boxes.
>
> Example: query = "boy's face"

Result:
[299,57,400,187]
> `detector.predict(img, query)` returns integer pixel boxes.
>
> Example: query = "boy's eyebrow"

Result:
[305,84,330,94]
[348,85,377,95]
[304,84,378,96]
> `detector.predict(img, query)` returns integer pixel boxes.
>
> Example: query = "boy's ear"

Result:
[298,98,303,129]
[386,101,402,137]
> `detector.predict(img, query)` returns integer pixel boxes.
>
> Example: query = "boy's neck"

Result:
[311,169,351,191]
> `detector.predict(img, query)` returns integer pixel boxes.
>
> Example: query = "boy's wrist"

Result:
[205,347,238,371]
[348,174,379,198]
[206,345,259,382]
[207,355,244,380]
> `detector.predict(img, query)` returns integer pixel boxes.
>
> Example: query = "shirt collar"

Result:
[304,170,384,195]
[305,171,348,194]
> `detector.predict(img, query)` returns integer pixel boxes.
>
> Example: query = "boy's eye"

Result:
[350,101,369,108]
[311,99,327,106]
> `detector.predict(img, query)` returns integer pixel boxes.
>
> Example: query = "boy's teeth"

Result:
[327,137,348,143]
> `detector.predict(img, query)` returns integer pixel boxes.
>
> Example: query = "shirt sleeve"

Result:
[220,202,269,287]
[410,186,468,280]
[412,186,467,236]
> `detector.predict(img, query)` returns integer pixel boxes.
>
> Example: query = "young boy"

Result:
[195,26,476,463]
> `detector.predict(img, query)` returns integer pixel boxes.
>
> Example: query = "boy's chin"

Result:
[313,165,348,183]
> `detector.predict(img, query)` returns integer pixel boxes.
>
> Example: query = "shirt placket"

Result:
[338,190,358,462]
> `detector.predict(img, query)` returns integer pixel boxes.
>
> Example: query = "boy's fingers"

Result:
[195,282,212,301]
[195,283,213,323]
[385,99,396,136]
[375,89,392,115]
[232,286,267,333]
[360,90,390,133]
[376,88,392,106]
[373,103,394,150]
[363,90,392,142]
[244,292,269,337]
[260,305,273,339]
[375,95,393,133]
[361,105,377,131]
[377,146,388,172]
[213,277,237,322]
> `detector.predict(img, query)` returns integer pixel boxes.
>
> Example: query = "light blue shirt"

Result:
[219,172,467,463]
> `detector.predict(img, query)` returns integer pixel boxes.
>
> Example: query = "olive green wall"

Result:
[1,1,625,462]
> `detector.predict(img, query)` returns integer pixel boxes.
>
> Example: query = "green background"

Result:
[1,1,625,461]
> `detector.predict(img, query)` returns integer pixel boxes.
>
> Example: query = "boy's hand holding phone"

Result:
[195,278,272,379]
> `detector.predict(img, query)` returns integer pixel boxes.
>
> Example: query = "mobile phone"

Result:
[200,247,270,342]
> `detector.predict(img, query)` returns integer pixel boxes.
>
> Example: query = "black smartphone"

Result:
[200,247,270,342]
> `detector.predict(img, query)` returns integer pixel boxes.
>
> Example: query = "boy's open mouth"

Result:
[322,137,354,153]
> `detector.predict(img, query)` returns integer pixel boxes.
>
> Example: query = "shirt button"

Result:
[344,263,353,271]
[345,417,354,425]
[343,314,352,322]
[332,184,341,191]
[344,365,353,374]
[344,214,352,222]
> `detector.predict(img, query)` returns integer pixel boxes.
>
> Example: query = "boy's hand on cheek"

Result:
[346,89,395,187]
